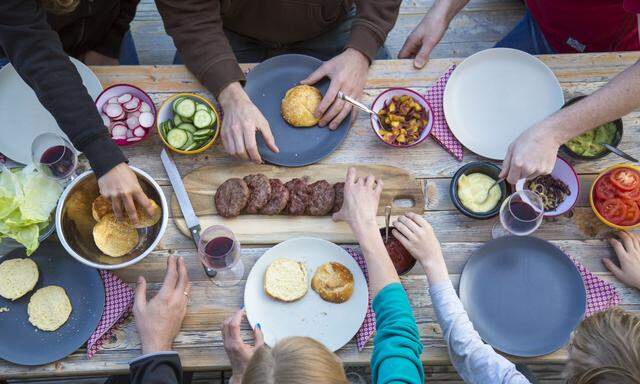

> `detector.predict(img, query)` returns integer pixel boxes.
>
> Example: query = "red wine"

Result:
[510,201,538,221]
[501,200,542,235]
[40,145,76,178]
[202,236,238,269]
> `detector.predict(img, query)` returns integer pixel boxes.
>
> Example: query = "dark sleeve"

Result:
[155,0,245,98]
[346,0,402,61]
[130,353,183,384]
[0,0,126,178]
[92,0,141,58]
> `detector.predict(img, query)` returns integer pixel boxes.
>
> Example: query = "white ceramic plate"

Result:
[516,157,580,217]
[244,237,369,352]
[0,57,102,164]
[444,48,564,160]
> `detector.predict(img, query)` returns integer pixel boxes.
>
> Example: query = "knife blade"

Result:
[160,149,216,277]
[602,143,639,163]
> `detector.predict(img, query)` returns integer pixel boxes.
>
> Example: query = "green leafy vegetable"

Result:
[0,165,62,255]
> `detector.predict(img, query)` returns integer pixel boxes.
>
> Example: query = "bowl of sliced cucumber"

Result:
[157,93,220,154]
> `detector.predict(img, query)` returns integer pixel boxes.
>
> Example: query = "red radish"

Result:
[126,129,134,139]
[105,103,123,118]
[127,137,142,142]
[124,98,141,112]
[108,96,119,104]
[129,111,141,118]
[111,125,127,139]
[138,112,154,128]
[113,112,126,121]
[140,102,151,113]
[117,93,133,104]
[100,113,110,127]
[126,116,140,129]
[133,127,146,137]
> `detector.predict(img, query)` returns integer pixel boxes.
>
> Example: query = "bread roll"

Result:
[281,85,321,127]
[311,262,354,303]
[264,258,308,302]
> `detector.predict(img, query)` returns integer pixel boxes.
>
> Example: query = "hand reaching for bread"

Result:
[223,309,264,384]
[332,167,383,237]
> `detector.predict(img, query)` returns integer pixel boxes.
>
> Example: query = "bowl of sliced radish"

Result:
[156,93,220,154]
[95,84,156,146]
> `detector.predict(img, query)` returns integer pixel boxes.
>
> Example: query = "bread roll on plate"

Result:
[311,262,354,303]
[281,85,321,127]
[264,258,308,302]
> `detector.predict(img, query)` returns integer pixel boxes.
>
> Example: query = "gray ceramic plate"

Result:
[0,240,105,365]
[245,54,350,166]
[459,236,586,357]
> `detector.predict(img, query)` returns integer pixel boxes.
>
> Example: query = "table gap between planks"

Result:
[3,53,640,379]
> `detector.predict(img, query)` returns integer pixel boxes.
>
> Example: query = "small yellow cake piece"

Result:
[0,258,39,301]
[281,85,322,127]
[93,213,139,257]
[264,258,308,302]
[28,286,72,331]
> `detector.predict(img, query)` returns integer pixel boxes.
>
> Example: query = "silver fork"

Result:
[337,91,391,131]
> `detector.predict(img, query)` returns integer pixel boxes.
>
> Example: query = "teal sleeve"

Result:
[371,283,424,384]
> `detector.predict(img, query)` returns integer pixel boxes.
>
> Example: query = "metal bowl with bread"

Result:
[55,167,168,269]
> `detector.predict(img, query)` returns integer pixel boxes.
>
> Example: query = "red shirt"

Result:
[526,0,640,53]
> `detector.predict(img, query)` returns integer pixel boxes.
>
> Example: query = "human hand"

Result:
[218,82,279,163]
[83,50,119,66]
[300,48,369,130]
[398,8,449,68]
[392,212,449,285]
[97,162,154,226]
[223,308,264,384]
[500,122,560,184]
[604,232,640,290]
[332,167,383,236]
[134,256,190,355]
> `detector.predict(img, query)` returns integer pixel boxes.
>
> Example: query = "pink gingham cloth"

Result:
[570,257,620,317]
[423,65,463,161]
[346,248,376,351]
[86,270,135,358]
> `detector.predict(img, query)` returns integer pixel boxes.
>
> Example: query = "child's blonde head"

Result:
[565,307,640,383]
[40,0,79,14]
[242,336,348,384]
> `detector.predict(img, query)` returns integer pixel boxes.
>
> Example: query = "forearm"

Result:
[538,59,640,145]
[353,222,399,296]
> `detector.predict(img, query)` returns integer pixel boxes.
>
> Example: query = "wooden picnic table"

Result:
[2,52,640,380]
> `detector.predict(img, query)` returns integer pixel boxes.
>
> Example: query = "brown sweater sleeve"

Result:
[346,0,402,61]
[154,0,244,98]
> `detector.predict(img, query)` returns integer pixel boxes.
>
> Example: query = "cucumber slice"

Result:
[176,98,196,118]
[183,142,200,151]
[172,97,186,113]
[194,128,213,137]
[180,131,194,150]
[209,110,217,126]
[177,123,196,133]
[196,103,208,111]
[160,121,172,138]
[166,129,188,148]
[193,110,213,128]
[173,114,183,126]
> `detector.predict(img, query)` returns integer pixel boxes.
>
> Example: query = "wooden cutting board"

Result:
[171,163,424,244]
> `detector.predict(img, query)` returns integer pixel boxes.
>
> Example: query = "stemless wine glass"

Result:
[197,225,244,286]
[31,133,78,183]
[492,190,544,238]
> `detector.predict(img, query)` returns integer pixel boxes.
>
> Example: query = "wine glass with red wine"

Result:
[197,225,244,286]
[31,133,78,183]
[492,190,544,238]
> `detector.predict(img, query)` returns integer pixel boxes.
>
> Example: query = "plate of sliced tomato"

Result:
[590,165,640,229]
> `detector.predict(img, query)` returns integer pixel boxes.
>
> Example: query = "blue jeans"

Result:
[0,30,138,68]
[494,9,556,55]
[174,8,390,64]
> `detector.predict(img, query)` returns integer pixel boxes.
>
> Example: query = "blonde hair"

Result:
[242,337,348,384]
[40,0,79,14]
[565,307,640,384]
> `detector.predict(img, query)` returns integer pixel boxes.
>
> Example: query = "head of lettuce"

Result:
[0,165,63,255]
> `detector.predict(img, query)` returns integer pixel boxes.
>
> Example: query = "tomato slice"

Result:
[598,198,627,225]
[618,186,640,200]
[595,175,617,200]
[611,168,640,191]
[620,199,640,226]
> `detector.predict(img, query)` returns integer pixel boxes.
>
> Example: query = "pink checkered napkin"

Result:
[423,65,463,161]
[569,257,620,317]
[87,270,135,358]
[345,248,376,351]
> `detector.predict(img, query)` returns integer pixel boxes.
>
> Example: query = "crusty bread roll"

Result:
[264,258,308,302]
[281,85,321,127]
[311,262,354,303]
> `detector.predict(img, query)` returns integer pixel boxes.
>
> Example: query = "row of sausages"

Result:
[214,174,345,218]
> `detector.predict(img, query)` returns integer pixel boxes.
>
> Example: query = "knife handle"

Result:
[190,226,217,278]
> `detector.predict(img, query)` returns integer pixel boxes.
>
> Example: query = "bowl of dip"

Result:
[380,227,416,275]
[450,162,507,219]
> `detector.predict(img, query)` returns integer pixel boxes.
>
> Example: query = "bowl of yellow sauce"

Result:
[450,162,507,219]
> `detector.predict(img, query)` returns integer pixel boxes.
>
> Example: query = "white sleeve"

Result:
[429,280,531,384]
